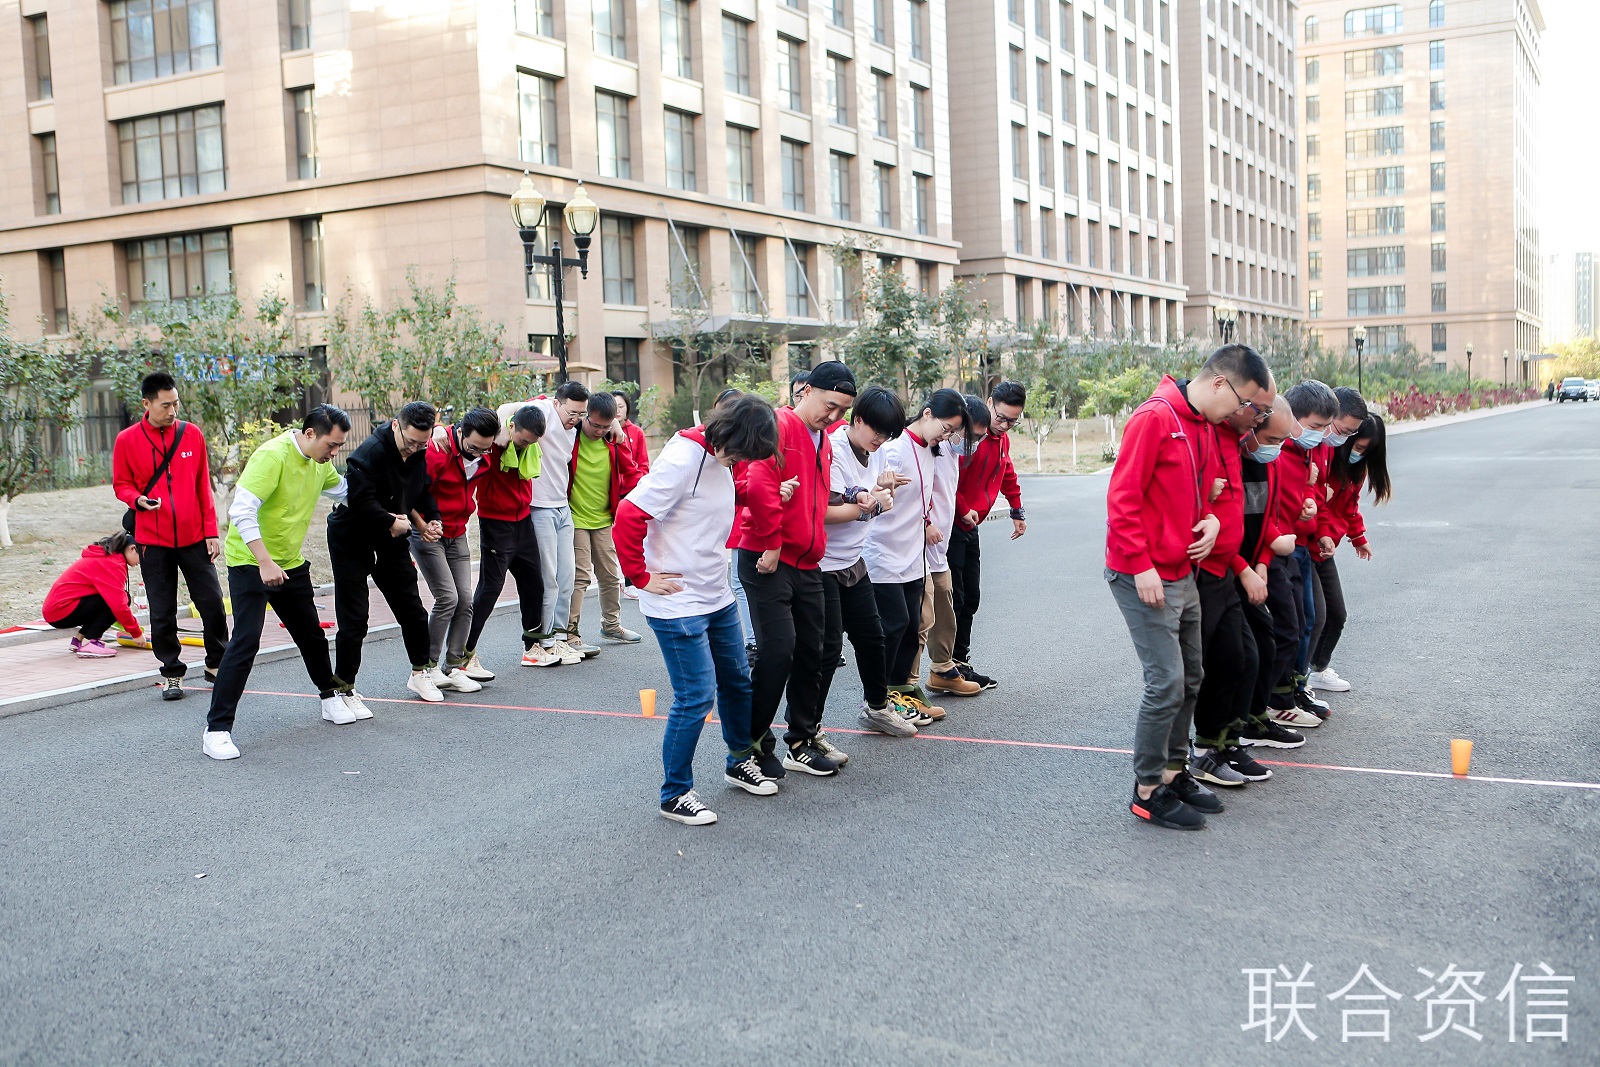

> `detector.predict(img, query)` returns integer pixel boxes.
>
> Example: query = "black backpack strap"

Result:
[142,421,189,497]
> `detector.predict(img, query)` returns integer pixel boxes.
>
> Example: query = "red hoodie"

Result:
[43,545,143,637]
[426,428,491,537]
[955,430,1024,530]
[1275,441,1327,547]
[620,421,651,476]
[1199,423,1249,578]
[1322,473,1369,552]
[566,430,642,518]
[112,419,219,548]
[1104,376,1218,582]
[735,406,830,569]
[474,441,538,522]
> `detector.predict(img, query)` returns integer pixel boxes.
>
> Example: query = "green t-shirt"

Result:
[224,430,344,569]
[569,433,613,530]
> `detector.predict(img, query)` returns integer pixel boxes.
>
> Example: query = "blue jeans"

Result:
[1292,545,1317,679]
[728,554,755,645]
[647,602,758,804]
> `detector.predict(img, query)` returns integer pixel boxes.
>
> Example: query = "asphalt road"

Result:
[2,402,1596,1065]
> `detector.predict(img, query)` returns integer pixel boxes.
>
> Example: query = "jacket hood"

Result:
[677,427,713,453]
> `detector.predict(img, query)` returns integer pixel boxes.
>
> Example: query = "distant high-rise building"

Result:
[1543,251,1597,346]
[1297,0,1543,376]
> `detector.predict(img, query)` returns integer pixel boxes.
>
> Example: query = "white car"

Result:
[1588,381,1599,401]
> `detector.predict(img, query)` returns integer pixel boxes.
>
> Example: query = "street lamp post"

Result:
[1215,302,1238,345]
[1353,323,1367,395]
[1503,349,1509,388]
[1466,341,1474,392]
[510,174,599,384]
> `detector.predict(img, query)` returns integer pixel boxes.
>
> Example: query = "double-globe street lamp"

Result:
[1215,302,1238,344]
[510,174,600,384]
[1353,323,1367,395]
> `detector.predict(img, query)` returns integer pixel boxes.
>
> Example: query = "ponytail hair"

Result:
[920,387,973,456]
[94,531,137,557]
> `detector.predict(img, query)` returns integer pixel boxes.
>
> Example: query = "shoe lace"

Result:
[677,791,707,814]
[737,756,767,781]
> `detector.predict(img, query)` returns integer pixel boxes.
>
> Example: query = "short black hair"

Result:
[610,390,633,416]
[990,380,1026,408]
[512,404,547,437]
[141,372,176,400]
[1334,386,1369,422]
[304,404,351,434]
[587,392,618,420]
[704,393,779,462]
[1284,380,1339,420]
[714,387,742,410]
[851,386,906,438]
[964,393,991,431]
[790,370,811,388]
[459,405,500,440]
[398,401,437,432]
[1200,344,1272,392]
[554,381,589,403]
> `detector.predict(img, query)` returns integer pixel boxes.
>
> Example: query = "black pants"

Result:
[1240,588,1277,721]
[1265,557,1302,707]
[818,569,889,711]
[737,550,826,749]
[1193,569,1255,745]
[329,531,432,683]
[947,525,982,664]
[207,563,336,732]
[1309,557,1347,672]
[48,595,116,640]
[873,576,926,689]
[469,516,545,652]
[140,541,228,678]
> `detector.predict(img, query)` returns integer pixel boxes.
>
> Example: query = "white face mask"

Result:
[1325,431,1350,447]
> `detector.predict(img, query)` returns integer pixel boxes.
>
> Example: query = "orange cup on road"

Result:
[640,689,657,717]
[1450,739,1473,776]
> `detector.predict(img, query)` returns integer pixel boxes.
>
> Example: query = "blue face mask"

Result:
[1325,431,1350,447]
[1248,442,1283,463]
[1296,427,1325,449]
[1349,450,1365,463]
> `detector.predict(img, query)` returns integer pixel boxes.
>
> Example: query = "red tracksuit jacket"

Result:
[1199,423,1249,578]
[112,418,218,548]
[1273,441,1320,547]
[425,429,491,538]
[955,430,1024,530]
[735,406,830,569]
[43,546,143,637]
[1105,376,1218,582]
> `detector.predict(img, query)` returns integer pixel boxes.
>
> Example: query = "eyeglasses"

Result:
[1224,378,1272,419]
[938,419,965,439]
[460,441,489,458]
[991,412,1020,428]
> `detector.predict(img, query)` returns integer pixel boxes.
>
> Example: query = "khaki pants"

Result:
[910,568,958,679]
[569,525,622,636]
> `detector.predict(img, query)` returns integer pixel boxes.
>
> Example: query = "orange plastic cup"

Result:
[1450,739,1473,776]
[639,689,657,717]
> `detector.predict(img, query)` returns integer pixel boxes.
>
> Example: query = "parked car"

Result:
[1587,381,1599,400]
[1559,377,1589,402]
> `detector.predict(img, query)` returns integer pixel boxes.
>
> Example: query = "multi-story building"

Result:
[1177,0,1303,343]
[1298,0,1542,375]
[0,0,961,406]
[1542,250,1597,347]
[945,0,1186,343]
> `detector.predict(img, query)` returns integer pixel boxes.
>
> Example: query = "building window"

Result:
[1014,277,1029,321]
[118,106,227,204]
[1432,322,1447,352]
[1036,60,1050,112]
[1062,72,1075,122]
[1085,151,1099,201]
[515,0,554,38]
[1346,166,1405,199]
[832,258,857,320]
[1305,56,1319,85]
[1429,0,1444,29]
[917,260,935,295]
[1308,250,1322,280]
[913,174,930,235]
[909,0,927,60]
[778,37,803,110]
[1347,245,1404,276]
[1013,205,1027,254]
[874,73,892,138]
[1304,14,1319,42]
[1039,209,1053,258]
[1346,125,1403,159]
[1306,173,1321,202]
[1431,202,1446,232]
[1009,47,1025,103]
[44,250,67,334]
[871,0,889,44]
[827,54,850,124]
[1431,162,1446,192]
[1084,85,1097,132]
[1430,40,1444,70]
[1307,212,1321,241]
[1345,45,1403,79]
[27,15,51,100]
[726,124,755,202]
[1306,95,1320,124]
[664,108,697,191]
[829,152,853,221]
[1432,282,1447,313]
[661,0,693,78]
[874,163,894,227]
[110,0,220,85]
[1308,289,1322,318]
[782,139,806,211]
[1008,0,1024,26]
[787,243,813,316]
[604,338,641,383]
[1344,4,1403,38]
[731,234,761,313]
[723,16,751,95]
[912,87,929,149]
[287,0,312,49]
[1347,207,1404,237]
[1431,241,1446,272]
[291,88,319,178]
[596,91,632,179]
[38,134,60,215]
[1431,121,1445,152]
[1347,285,1405,316]
[828,0,847,29]
[669,226,703,308]
[1087,221,1099,268]
[1345,87,1404,119]
[601,216,637,304]
[1011,124,1027,180]
[594,0,627,59]
[297,216,325,311]
[126,229,232,309]
[1038,133,1053,187]
[517,73,558,166]
[1431,81,1445,111]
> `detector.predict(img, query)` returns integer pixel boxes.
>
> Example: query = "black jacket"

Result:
[329,421,440,542]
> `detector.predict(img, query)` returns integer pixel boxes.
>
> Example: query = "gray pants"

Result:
[410,532,474,666]
[1107,568,1204,785]
[531,505,575,645]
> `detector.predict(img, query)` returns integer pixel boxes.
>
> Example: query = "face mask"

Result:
[1325,431,1350,447]
[1248,442,1283,463]
[1349,450,1365,463]
[1295,427,1325,449]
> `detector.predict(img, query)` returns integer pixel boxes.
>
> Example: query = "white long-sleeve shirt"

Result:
[864,431,934,585]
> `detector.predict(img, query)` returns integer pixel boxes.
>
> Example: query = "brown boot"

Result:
[927,667,983,697]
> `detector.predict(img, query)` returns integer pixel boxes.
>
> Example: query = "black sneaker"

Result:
[1130,783,1206,830]
[956,661,998,690]
[1168,770,1224,813]
[161,677,185,701]
[724,755,779,796]
[1223,745,1273,782]
[1238,720,1306,749]
[660,790,718,825]
[755,745,787,781]
[1295,688,1331,720]
[781,741,840,777]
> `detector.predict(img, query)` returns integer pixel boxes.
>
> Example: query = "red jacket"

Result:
[566,430,642,519]
[1105,376,1218,582]
[475,442,535,522]
[426,428,491,538]
[1323,473,1369,551]
[955,430,1024,531]
[43,545,142,638]
[735,406,830,569]
[1273,442,1319,547]
[620,421,651,476]
[1199,423,1248,578]
[112,419,218,548]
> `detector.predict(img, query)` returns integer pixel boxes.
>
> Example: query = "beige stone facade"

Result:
[0,0,961,402]
[1298,0,1543,377]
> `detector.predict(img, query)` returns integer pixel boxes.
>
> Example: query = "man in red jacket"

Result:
[949,379,1028,690]
[736,360,857,778]
[112,372,228,701]
[566,391,642,644]
[1105,345,1271,831]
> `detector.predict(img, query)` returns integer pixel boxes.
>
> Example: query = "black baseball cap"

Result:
[804,360,857,397]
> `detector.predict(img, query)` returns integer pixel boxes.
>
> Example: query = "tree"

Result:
[648,279,783,425]
[1019,378,1060,473]
[600,378,665,438]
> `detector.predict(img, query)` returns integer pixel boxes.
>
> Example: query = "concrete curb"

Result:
[1384,398,1549,436]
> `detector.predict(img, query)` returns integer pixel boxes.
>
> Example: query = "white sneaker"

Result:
[202,730,240,760]
[547,639,584,665]
[521,645,562,667]
[1308,667,1351,692]
[1269,704,1321,729]
[432,666,482,693]
[406,670,444,703]
[460,652,496,682]
[565,637,602,658]
[322,694,357,725]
